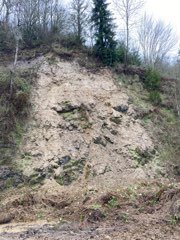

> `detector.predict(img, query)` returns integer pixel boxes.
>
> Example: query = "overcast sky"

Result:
[145,0,180,49]
[109,0,179,53]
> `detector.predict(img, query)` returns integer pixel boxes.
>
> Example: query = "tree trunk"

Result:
[125,14,129,68]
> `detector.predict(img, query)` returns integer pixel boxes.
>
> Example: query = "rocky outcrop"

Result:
[14,59,155,190]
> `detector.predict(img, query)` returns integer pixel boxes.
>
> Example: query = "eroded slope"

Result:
[0,56,179,240]
[15,57,156,191]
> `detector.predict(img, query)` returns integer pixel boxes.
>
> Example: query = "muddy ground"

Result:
[0,219,179,240]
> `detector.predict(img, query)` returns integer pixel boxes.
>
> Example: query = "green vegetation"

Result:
[116,42,141,66]
[117,213,129,223]
[169,216,179,226]
[124,185,138,201]
[144,68,162,105]
[107,196,118,208]
[0,68,37,165]
[29,172,45,185]
[129,148,155,166]
[149,91,162,105]
[36,212,44,220]
[55,158,85,186]
[91,0,117,66]
[91,204,102,210]
[144,68,161,90]
[122,71,179,175]
[60,105,92,130]
[0,24,14,52]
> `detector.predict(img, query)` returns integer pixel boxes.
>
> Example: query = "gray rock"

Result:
[93,136,107,147]
[113,104,129,113]
[58,156,71,166]
[170,199,180,220]
[174,165,180,176]
[68,126,74,131]
[0,214,13,224]
[0,166,12,180]
[0,166,24,190]
[29,171,46,185]
[104,136,114,144]
[110,117,122,124]
[111,129,118,135]
[53,102,80,114]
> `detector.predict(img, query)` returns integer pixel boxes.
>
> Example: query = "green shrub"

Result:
[0,68,35,157]
[115,42,141,66]
[149,91,162,105]
[144,68,161,90]
[14,77,30,93]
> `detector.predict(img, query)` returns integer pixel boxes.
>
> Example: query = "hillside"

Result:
[0,54,179,240]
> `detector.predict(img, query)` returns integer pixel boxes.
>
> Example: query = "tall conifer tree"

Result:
[91,0,116,66]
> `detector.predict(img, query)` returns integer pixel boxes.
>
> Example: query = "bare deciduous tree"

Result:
[70,0,89,44]
[10,1,22,96]
[138,14,177,69]
[113,0,144,66]
[50,1,68,36]
[3,0,13,25]
[0,0,15,28]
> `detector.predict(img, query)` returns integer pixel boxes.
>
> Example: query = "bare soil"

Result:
[0,55,179,239]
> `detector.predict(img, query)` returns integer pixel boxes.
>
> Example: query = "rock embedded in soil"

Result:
[58,156,71,166]
[0,166,12,180]
[93,136,107,147]
[0,166,24,190]
[170,199,180,220]
[113,104,129,113]
[0,214,13,225]
[109,116,122,124]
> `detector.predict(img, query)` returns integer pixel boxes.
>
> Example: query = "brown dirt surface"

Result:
[0,55,179,239]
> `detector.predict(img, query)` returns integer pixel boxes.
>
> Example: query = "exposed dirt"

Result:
[15,56,157,188]
[0,55,179,239]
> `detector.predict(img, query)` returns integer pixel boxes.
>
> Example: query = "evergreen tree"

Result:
[91,0,117,66]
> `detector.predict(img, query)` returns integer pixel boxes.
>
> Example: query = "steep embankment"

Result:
[16,57,156,188]
[0,56,179,239]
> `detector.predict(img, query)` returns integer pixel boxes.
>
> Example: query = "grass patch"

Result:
[129,148,155,166]
[149,91,162,105]
[169,216,179,226]
[91,204,102,210]
[107,196,118,208]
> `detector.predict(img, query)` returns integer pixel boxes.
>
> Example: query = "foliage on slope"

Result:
[0,67,37,165]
